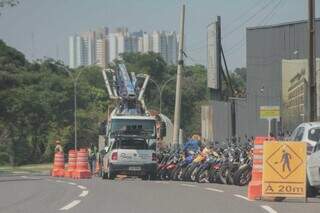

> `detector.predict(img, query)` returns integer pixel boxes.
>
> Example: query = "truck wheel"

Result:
[108,170,116,180]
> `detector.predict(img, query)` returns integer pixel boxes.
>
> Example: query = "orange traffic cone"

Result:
[52,152,65,177]
[72,148,91,179]
[247,136,274,200]
[65,150,77,178]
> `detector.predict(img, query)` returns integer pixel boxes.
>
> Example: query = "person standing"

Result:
[54,140,63,153]
[88,143,97,175]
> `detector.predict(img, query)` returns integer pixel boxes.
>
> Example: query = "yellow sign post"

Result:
[260,106,280,119]
[262,141,306,198]
[260,106,280,136]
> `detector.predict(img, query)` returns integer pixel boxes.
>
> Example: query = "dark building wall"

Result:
[245,19,320,137]
[211,100,250,143]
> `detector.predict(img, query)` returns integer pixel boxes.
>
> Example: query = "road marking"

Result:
[68,182,77,185]
[77,185,87,190]
[261,205,277,213]
[56,180,64,183]
[78,190,89,197]
[20,175,28,179]
[59,200,81,210]
[205,187,224,193]
[180,183,196,188]
[155,181,169,184]
[233,194,252,201]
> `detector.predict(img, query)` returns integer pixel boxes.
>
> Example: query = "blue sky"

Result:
[0,0,318,69]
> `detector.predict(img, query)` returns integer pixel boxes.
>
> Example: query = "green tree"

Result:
[0,0,19,15]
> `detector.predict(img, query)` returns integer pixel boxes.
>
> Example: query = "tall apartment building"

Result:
[69,27,178,67]
[152,31,177,64]
[142,33,153,53]
[69,31,97,68]
[69,35,87,68]
[96,38,109,68]
[96,27,109,39]
[138,37,144,53]
[166,32,178,64]
[68,36,77,68]
[131,36,139,53]
[81,31,96,65]
[108,33,118,62]
[152,31,168,62]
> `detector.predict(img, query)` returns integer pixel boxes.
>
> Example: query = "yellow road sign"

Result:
[262,141,306,198]
[260,106,280,119]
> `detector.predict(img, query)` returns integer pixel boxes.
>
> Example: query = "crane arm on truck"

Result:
[101,63,150,115]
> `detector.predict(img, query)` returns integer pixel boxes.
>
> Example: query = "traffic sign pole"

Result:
[267,118,271,137]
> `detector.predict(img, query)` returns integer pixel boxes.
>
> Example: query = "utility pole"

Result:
[208,16,222,101]
[308,0,317,121]
[74,81,77,151]
[172,4,185,146]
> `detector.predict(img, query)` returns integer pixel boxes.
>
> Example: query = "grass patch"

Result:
[0,163,52,174]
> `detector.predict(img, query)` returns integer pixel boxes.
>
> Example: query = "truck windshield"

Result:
[110,119,156,138]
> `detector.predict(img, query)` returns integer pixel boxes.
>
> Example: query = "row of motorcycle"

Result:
[156,142,253,186]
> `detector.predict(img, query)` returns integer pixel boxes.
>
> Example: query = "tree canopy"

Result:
[0,40,246,165]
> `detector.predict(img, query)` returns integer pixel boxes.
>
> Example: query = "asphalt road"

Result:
[0,175,319,213]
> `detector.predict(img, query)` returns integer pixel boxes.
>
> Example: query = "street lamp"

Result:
[159,76,176,113]
[146,77,161,112]
[58,65,85,151]
[137,74,176,114]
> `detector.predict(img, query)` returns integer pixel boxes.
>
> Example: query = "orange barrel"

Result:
[247,136,274,200]
[72,148,91,179]
[65,150,77,178]
[52,151,65,177]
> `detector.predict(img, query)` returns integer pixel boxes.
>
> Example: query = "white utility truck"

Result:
[99,64,170,179]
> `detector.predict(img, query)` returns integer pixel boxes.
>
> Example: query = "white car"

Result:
[290,122,320,155]
[307,142,320,197]
[290,122,320,196]
[101,135,157,180]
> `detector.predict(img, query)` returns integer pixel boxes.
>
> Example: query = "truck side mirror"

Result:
[160,121,166,138]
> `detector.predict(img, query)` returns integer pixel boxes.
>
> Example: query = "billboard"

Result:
[207,22,219,89]
[281,59,309,132]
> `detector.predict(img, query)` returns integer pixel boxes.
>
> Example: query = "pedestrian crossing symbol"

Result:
[262,141,306,198]
[266,144,303,179]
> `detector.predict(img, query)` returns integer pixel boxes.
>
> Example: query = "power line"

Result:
[222,0,276,39]
[186,0,286,65]
[187,44,207,53]
[188,0,278,56]
[260,0,285,25]
[224,38,245,55]
[224,0,285,57]
[184,50,203,65]
[187,0,272,51]
[223,0,270,32]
